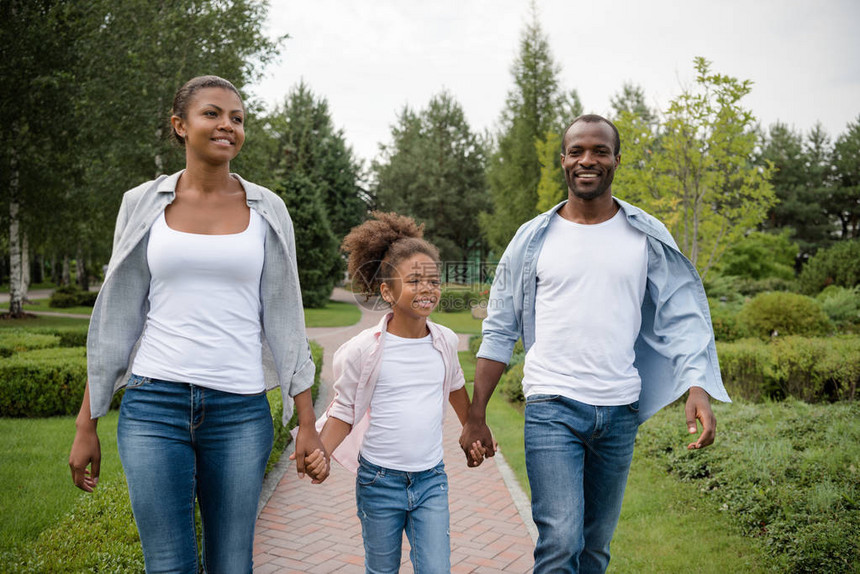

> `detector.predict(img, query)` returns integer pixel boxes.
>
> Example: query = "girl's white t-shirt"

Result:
[132,210,267,394]
[523,210,648,406]
[360,332,446,471]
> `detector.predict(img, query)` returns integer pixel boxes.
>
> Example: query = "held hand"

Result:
[289,448,329,484]
[293,424,329,482]
[69,427,101,492]
[460,418,495,467]
[685,386,716,450]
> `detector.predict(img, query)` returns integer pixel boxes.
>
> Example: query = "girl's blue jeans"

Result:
[355,455,451,573]
[525,394,640,574]
[117,375,273,574]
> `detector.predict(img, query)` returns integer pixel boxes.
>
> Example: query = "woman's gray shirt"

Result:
[86,171,315,425]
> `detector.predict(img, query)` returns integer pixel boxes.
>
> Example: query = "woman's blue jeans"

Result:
[355,456,451,573]
[524,394,640,574]
[117,375,273,574]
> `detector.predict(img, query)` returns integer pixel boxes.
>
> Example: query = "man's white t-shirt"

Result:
[522,209,648,406]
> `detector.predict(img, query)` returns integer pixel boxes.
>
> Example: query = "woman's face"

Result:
[172,87,245,165]
[381,253,441,320]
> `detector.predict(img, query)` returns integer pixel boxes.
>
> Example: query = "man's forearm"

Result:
[469,358,507,419]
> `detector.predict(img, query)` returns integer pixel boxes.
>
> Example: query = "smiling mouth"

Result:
[413,298,436,309]
[211,138,233,145]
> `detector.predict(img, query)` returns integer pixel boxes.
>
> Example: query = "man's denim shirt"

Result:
[477,198,730,423]
[86,171,315,425]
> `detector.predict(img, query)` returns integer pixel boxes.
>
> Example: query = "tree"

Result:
[759,122,831,269]
[69,0,280,292]
[718,231,797,280]
[829,116,860,240]
[374,92,489,262]
[254,82,365,239]
[277,172,341,308]
[610,82,655,125]
[480,4,582,255]
[656,57,775,278]
[0,0,81,316]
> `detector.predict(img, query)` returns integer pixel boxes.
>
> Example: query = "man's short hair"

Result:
[561,114,621,156]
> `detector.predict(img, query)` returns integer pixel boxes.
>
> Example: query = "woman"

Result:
[68,75,325,574]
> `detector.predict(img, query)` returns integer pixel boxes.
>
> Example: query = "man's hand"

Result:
[685,386,716,450]
[460,417,496,467]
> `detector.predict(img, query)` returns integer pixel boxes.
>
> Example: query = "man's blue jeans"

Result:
[355,455,450,573]
[117,375,273,574]
[524,394,640,574]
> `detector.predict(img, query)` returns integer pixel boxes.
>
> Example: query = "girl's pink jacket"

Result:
[309,312,465,474]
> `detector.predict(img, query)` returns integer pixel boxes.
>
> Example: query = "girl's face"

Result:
[171,87,245,165]
[380,253,441,320]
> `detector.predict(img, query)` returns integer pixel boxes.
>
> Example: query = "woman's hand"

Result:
[69,424,101,492]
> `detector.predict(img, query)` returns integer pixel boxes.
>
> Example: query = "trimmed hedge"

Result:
[49,286,98,309]
[717,336,860,402]
[0,347,96,417]
[0,331,61,358]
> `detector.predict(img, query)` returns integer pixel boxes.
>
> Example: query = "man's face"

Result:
[560,121,620,201]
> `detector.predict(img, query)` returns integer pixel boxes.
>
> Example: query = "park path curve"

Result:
[253,288,537,573]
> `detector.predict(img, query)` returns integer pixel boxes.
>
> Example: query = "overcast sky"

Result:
[249,0,860,164]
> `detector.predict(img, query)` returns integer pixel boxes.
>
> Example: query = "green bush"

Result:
[816,285,860,332]
[437,287,487,313]
[704,274,795,301]
[0,480,145,572]
[738,292,832,339]
[468,334,482,356]
[498,363,524,404]
[798,239,860,295]
[708,300,747,342]
[717,336,860,402]
[0,331,60,357]
[48,286,97,309]
[636,399,860,573]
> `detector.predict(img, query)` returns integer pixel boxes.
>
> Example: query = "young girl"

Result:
[304,212,487,573]
[68,75,324,573]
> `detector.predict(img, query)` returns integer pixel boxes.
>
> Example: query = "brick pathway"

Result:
[253,289,536,573]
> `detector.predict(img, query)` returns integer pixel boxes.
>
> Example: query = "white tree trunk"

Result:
[8,144,23,316]
[61,254,71,286]
[21,233,30,302]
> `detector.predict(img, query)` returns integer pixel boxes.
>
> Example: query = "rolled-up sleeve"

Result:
[477,254,521,364]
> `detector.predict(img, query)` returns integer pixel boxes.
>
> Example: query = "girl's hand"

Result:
[289,448,329,484]
[468,440,486,467]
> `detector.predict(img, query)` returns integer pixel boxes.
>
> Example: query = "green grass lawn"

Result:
[5,298,362,328]
[304,300,361,328]
[0,315,90,330]
[431,310,483,335]
[0,412,124,553]
[23,299,95,315]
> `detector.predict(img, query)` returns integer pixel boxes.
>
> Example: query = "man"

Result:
[460,114,730,573]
